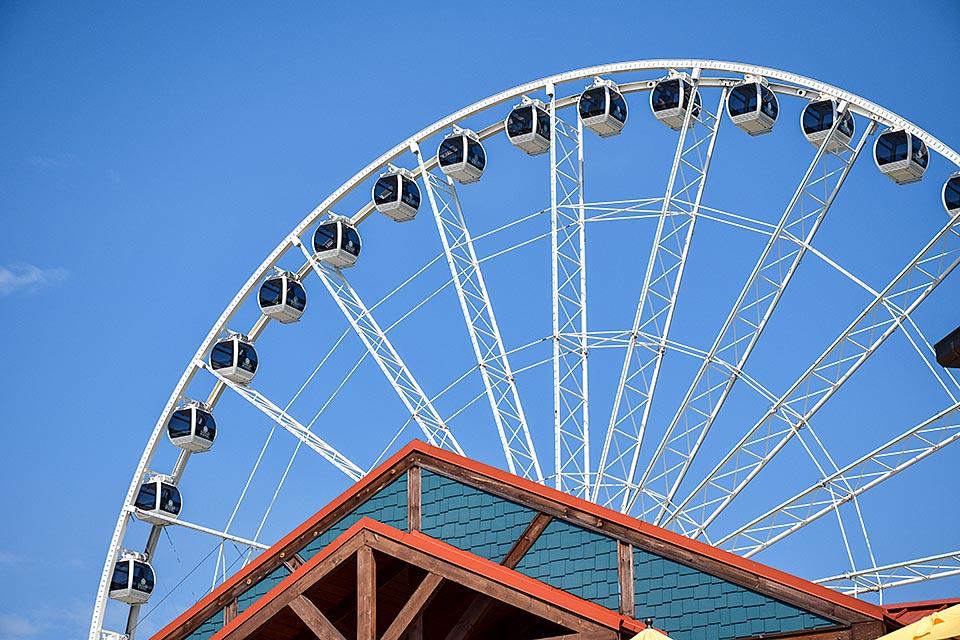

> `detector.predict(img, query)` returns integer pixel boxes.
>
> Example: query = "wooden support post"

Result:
[357,545,377,640]
[222,598,238,625]
[618,541,635,618]
[408,466,422,532]
[288,595,347,640]
[381,573,442,640]
[502,512,552,569]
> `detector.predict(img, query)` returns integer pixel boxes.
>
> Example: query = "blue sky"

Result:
[2,2,960,639]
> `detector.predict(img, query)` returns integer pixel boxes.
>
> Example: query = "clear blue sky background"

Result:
[2,2,960,639]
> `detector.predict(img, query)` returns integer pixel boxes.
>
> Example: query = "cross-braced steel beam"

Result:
[816,550,960,596]
[415,145,543,482]
[593,77,726,512]
[640,107,874,525]
[719,402,960,556]
[666,204,960,538]
[295,237,463,455]
[550,86,590,497]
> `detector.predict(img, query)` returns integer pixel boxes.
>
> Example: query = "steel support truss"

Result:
[295,237,463,454]
[816,550,960,596]
[667,206,960,538]
[124,506,270,550]
[549,86,590,496]
[718,401,960,557]
[415,145,543,481]
[641,106,875,524]
[199,359,364,481]
[593,77,726,511]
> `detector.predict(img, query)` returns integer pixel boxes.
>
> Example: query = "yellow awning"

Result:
[629,628,673,640]
[879,604,960,640]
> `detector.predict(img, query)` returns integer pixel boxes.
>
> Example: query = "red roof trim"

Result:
[414,441,884,620]
[213,517,645,638]
[153,439,883,638]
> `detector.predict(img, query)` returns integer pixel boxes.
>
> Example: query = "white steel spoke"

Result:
[295,236,464,455]
[124,507,270,550]
[668,204,960,538]
[816,550,960,596]
[415,145,543,482]
[644,111,875,524]
[199,359,364,481]
[594,77,725,511]
[550,85,590,496]
[719,401,960,556]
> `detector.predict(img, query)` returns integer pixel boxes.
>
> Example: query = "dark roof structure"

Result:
[152,441,931,640]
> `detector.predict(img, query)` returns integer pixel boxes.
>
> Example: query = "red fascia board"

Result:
[412,441,885,621]
[213,517,644,638]
[150,441,421,640]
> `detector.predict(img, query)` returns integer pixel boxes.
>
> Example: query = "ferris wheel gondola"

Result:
[258,271,307,323]
[946,173,960,214]
[874,130,929,184]
[506,98,552,155]
[373,167,421,222]
[134,476,182,525]
[651,74,701,130]
[166,401,216,452]
[801,98,854,151]
[209,334,258,384]
[109,553,155,605]
[438,128,486,183]
[313,219,361,268]
[578,78,627,137]
[727,78,779,135]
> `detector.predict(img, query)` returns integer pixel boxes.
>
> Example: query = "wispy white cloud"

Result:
[0,613,45,638]
[0,264,68,296]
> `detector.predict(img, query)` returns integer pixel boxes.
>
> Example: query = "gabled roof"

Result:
[215,517,644,639]
[883,599,960,626]
[154,440,888,640]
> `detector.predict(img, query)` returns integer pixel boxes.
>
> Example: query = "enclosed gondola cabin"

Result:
[313,219,361,268]
[651,76,701,130]
[167,402,217,452]
[506,99,551,155]
[209,334,258,385]
[258,272,307,323]
[134,476,182,525]
[578,79,627,137]
[946,173,960,215]
[109,553,155,605]
[373,169,421,222]
[437,129,486,184]
[801,99,854,151]
[935,325,960,369]
[727,80,779,135]
[874,130,929,184]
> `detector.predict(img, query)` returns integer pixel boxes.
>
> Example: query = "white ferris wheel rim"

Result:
[89,58,960,639]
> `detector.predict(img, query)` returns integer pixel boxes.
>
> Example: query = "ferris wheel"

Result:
[90,59,960,640]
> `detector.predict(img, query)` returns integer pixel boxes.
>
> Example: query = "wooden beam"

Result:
[618,541,634,617]
[288,595,347,640]
[357,545,377,640]
[381,573,443,640]
[222,598,238,625]
[408,466,422,532]
[532,634,618,640]
[502,513,552,569]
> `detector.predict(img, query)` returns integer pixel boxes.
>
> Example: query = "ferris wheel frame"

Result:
[89,59,960,640]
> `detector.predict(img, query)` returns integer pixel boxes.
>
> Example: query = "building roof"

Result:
[154,440,901,640]
[213,517,644,639]
[883,599,960,626]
